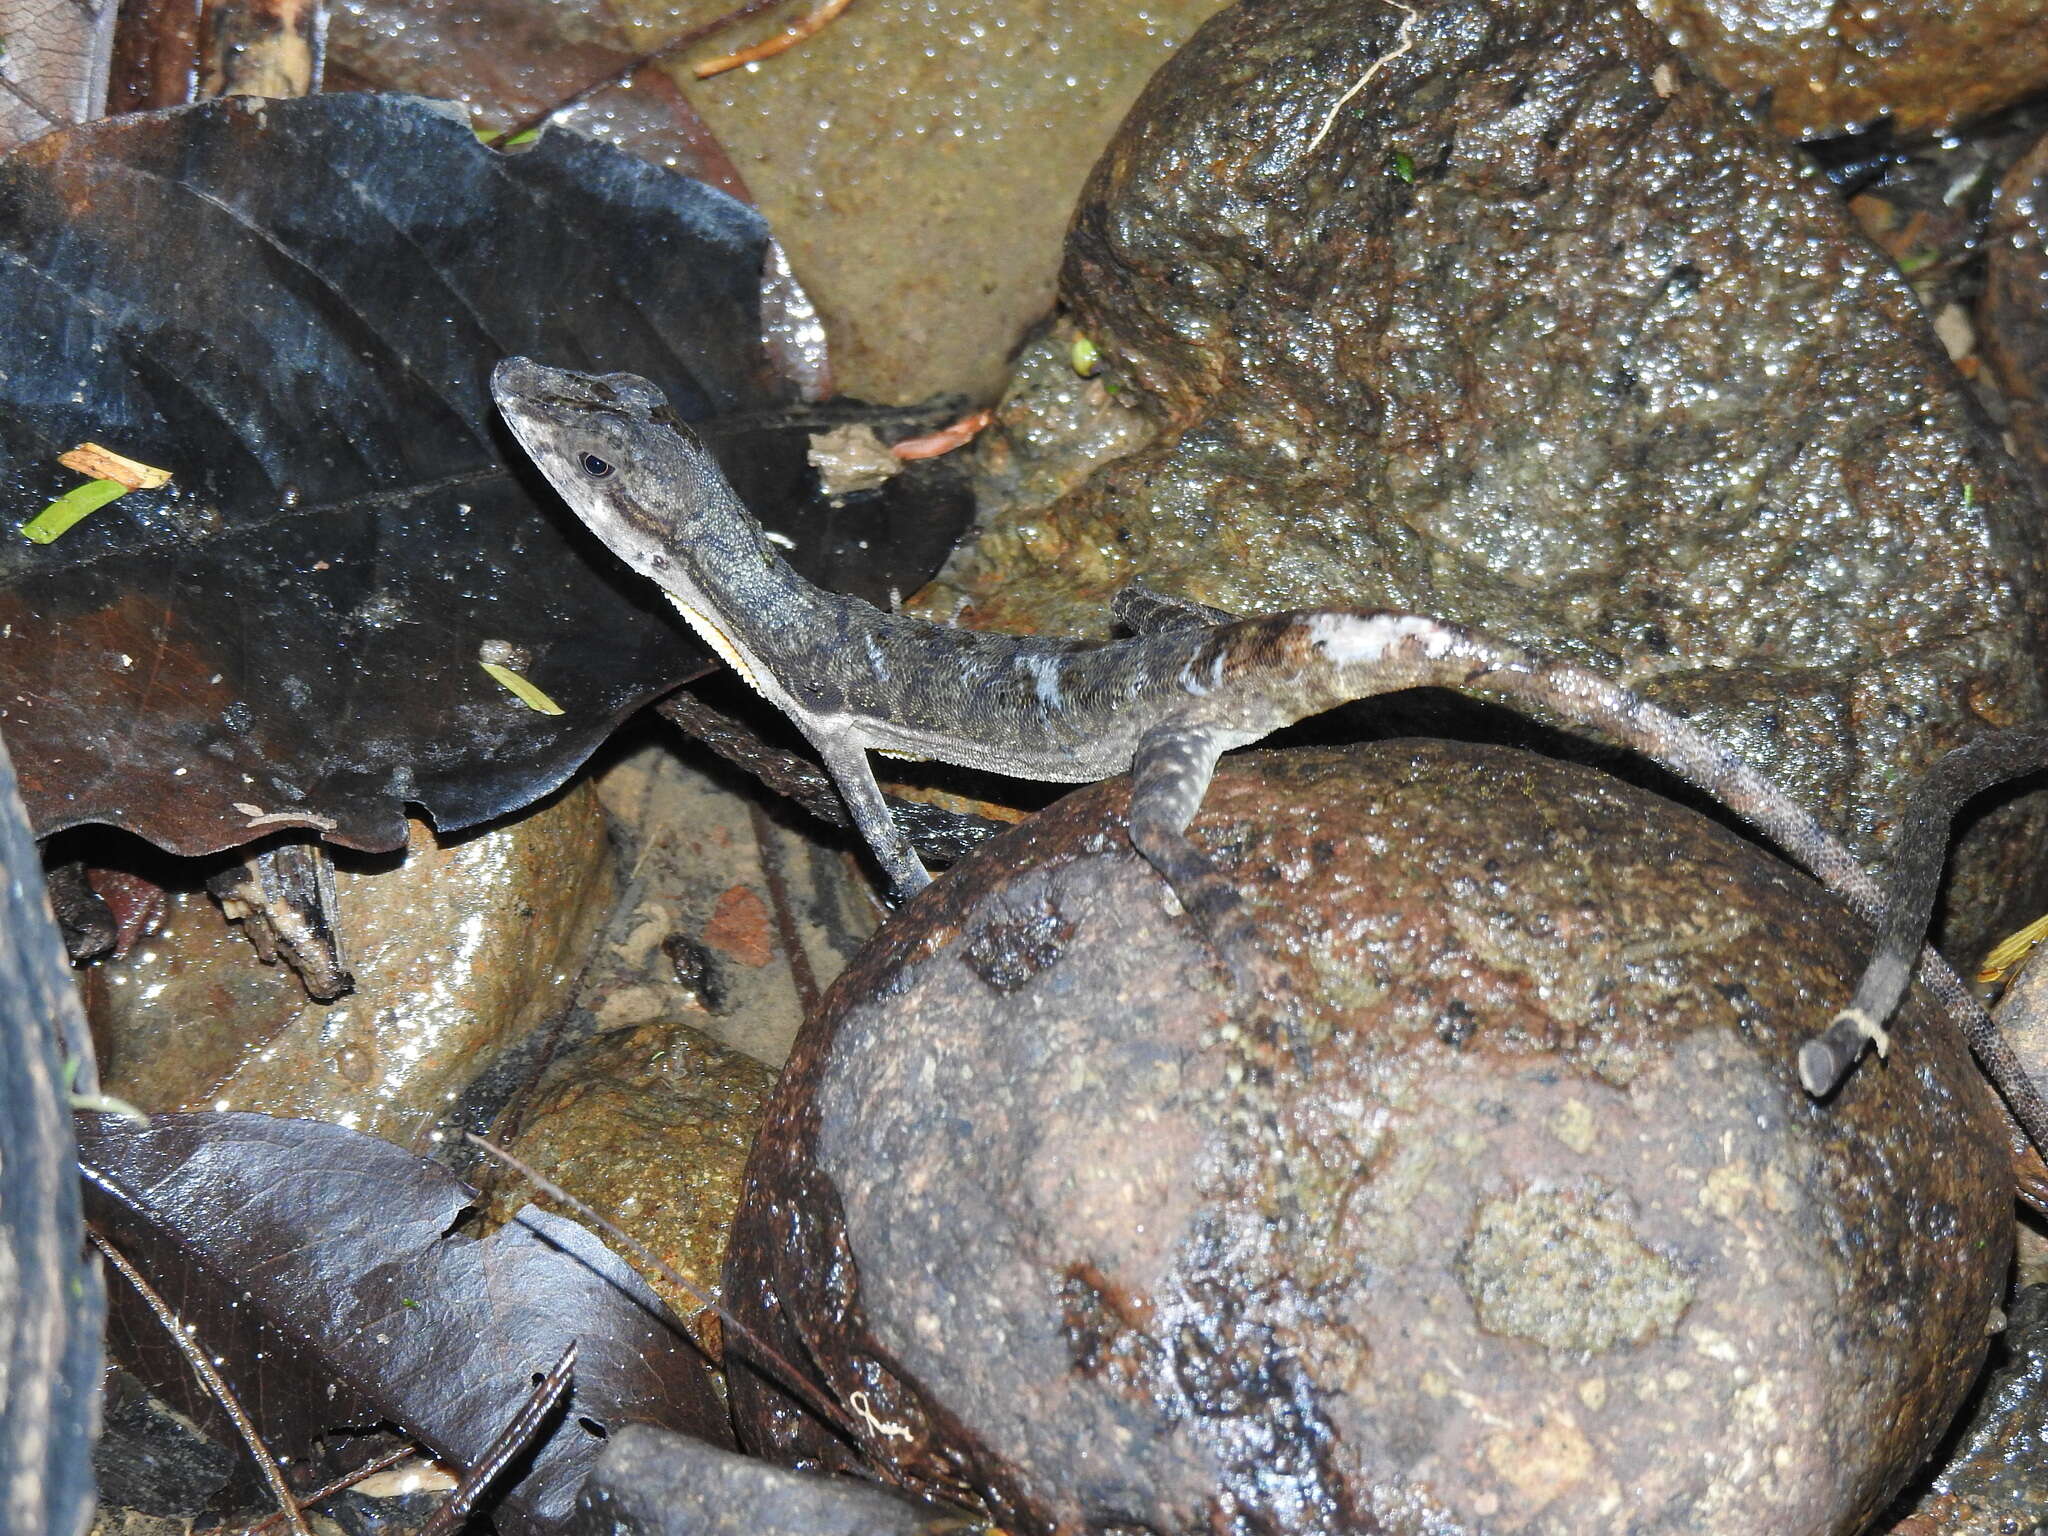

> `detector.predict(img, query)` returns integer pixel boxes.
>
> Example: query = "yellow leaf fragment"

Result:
[479,660,564,715]
[1978,910,2048,987]
[58,442,172,490]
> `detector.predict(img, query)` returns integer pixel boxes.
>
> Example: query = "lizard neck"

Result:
[654,521,866,711]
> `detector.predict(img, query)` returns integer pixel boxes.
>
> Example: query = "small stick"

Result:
[90,1229,315,1536]
[220,1445,420,1536]
[463,1134,890,1463]
[487,0,791,147]
[654,689,1005,865]
[693,0,856,79]
[1304,0,1419,156]
[417,1342,577,1536]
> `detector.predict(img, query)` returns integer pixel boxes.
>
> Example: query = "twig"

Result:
[746,799,823,1016]
[693,0,856,78]
[1304,0,1419,156]
[487,0,791,146]
[653,689,1005,865]
[220,1445,420,1536]
[89,1229,315,1536]
[463,1134,894,1467]
[418,1343,577,1536]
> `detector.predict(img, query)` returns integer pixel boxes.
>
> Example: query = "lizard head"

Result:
[490,357,770,610]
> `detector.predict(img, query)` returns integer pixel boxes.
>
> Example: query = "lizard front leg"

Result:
[806,728,933,900]
[1129,724,1308,1072]
[1128,726,1273,982]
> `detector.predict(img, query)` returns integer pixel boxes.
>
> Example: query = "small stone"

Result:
[703,885,775,969]
[1640,0,2048,138]
[1932,304,1975,363]
[567,1423,958,1536]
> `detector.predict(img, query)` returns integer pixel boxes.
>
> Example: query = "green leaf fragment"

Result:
[21,479,127,543]
[479,660,564,714]
[475,121,541,149]
[69,1090,151,1125]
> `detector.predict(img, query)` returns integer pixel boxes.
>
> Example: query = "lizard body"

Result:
[491,358,2048,1154]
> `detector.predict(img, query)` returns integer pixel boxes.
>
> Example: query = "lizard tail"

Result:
[1317,613,2048,1158]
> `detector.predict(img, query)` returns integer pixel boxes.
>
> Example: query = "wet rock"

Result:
[922,0,2048,957]
[1885,1286,2048,1535]
[963,320,1159,535]
[1983,132,2048,491]
[86,780,614,1145]
[568,1423,973,1536]
[481,1019,776,1355]
[726,742,2010,1536]
[1642,0,2048,141]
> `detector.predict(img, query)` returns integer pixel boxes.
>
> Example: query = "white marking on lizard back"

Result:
[1178,649,1229,696]
[1022,652,1064,711]
[1306,612,1452,664]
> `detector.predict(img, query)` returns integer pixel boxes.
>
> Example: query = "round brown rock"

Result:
[726,742,2010,1536]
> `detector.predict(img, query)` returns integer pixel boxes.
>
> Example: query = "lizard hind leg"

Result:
[1111,580,1239,637]
[1804,723,2048,1097]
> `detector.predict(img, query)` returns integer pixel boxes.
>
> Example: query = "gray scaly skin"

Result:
[490,357,2048,1157]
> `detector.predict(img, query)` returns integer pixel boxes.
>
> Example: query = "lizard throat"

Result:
[665,593,766,696]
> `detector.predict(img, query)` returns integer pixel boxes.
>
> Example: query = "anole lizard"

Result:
[490,357,2048,1156]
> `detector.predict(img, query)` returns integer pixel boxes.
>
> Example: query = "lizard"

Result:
[489,356,2048,1158]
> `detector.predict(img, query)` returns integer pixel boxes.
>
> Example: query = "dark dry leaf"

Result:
[323,0,752,201]
[0,0,117,152]
[0,92,969,860]
[76,1109,732,1536]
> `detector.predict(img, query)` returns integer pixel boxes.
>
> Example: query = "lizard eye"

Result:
[580,453,615,479]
